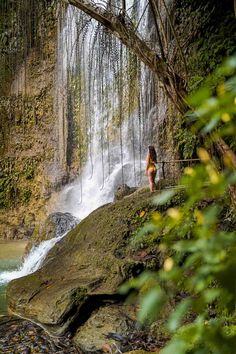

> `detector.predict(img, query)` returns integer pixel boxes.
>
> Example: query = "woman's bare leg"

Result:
[148,171,156,192]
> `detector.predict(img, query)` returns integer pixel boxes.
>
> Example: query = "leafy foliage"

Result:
[175,121,199,159]
[120,57,236,353]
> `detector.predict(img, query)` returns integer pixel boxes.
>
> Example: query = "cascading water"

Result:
[0,234,65,284]
[0,213,77,284]
[0,1,160,286]
[55,1,155,219]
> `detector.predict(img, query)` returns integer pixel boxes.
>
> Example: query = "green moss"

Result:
[71,287,88,304]
[175,0,236,92]
[224,325,236,337]
[20,189,32,204]
[173,0,236,159]
[0,156,41,209]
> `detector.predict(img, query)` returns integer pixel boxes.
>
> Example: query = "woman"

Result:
[145,145,157,192]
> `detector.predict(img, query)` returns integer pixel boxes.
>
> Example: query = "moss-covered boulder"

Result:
[7,187,163,337]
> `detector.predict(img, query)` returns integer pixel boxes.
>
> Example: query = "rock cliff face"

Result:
[0,3,70,239]
[7,188,165,351]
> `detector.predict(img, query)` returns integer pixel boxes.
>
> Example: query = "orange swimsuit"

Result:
[147,158,157,174]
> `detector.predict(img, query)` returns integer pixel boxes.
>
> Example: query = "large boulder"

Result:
[7,187,162,339]
[26,212,78,252]
[74,304,135,352]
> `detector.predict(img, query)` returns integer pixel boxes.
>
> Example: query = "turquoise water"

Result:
[0,241,26,316]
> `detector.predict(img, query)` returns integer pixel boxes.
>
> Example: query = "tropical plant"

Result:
[120,56,236,354]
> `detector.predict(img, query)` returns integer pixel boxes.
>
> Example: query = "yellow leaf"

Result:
[217,83,225,97]
[197,148,210,162]
[164,257,174,272]
[223,153,234,168]
[152,211,161,221]
[221,113,231,122]
[184,167,196,177]
[139,210,146,218]
[194,210,204,225]
[167,208,182,221]
[206,165,220,184]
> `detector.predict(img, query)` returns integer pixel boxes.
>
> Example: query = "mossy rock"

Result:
[7,186,183,336]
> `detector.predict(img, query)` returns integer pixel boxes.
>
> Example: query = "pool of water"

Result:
[0,240,27,316]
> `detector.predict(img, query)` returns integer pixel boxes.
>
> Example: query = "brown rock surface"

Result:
[74,304,135,352]
[7,187,160,337]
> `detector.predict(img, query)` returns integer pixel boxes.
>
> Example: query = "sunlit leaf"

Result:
[153,190,175,205]
[160,339,189,354]
[139,210,146,217]
[188,87,211,106]
[167,299,192,332]
[203,288,221,303]
[119,271,157,294]
[201,115,220,134]
[138,287,166,324]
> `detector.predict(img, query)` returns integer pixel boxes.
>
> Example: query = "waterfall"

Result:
[56,116,147,220]
[54,1,156,219]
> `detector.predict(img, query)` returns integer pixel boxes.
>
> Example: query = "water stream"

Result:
[54,2,153,219]
[0,233,66,287]
[0,241,27,315]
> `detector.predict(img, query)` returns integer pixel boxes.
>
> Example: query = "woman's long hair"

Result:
[148,145,157,163]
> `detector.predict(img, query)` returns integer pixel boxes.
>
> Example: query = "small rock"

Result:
[21,348,31,354]
[114,184,137,201]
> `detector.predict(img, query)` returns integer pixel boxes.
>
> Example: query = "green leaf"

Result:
[203,205,220,226]
[228,172,236,184]
[119,271,157,294]
[188,87,211,107]
[167,299,192,332]
[203,288,221,303]
[194,349,209,354]
[133,222,156,241]
[153,190,175,206]
[174,240,198,252]
[160,339,189,354]
[202,115,220,134]
[220,56,236,75]
[177,322,201,344]
[138,287,166,324]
